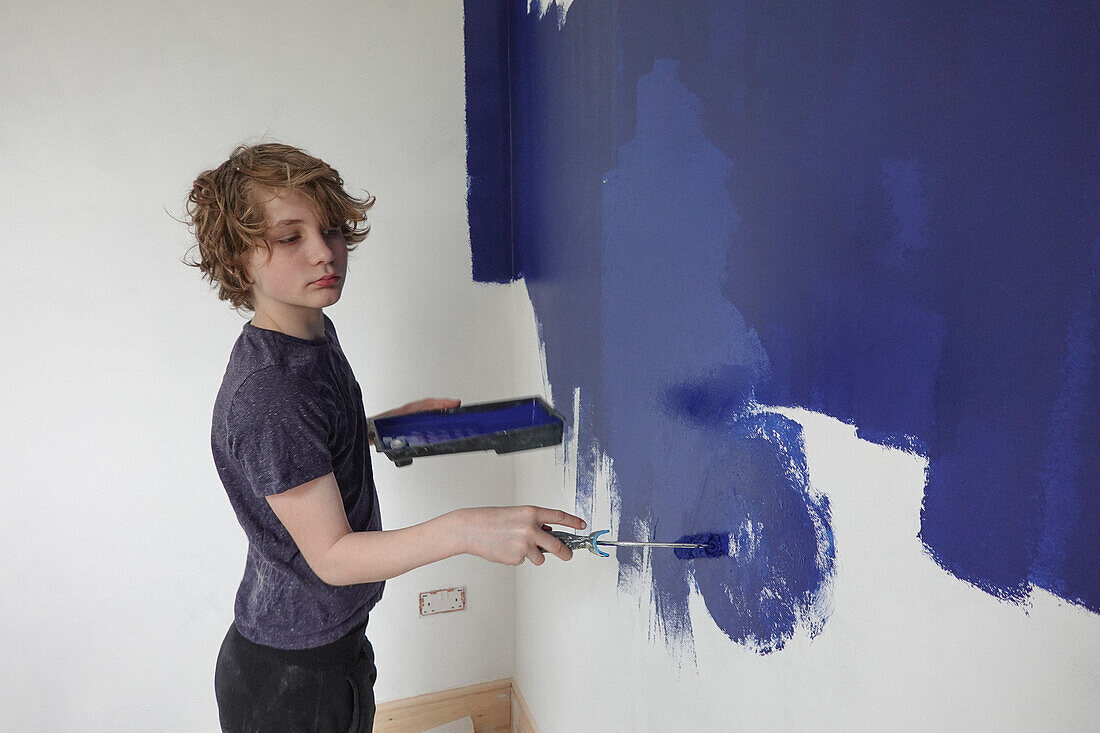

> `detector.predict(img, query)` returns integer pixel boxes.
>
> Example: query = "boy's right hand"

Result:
[452,506,587,566]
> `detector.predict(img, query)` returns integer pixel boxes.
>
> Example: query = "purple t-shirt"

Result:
[211,316,384,649]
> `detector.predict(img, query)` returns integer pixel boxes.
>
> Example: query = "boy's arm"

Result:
[266,472,586,586]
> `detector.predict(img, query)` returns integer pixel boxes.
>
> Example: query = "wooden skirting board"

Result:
[374,677,538,733]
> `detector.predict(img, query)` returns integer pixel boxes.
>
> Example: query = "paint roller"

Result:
[548,530,727,558]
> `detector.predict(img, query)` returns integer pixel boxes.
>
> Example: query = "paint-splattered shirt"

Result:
[211,316,384,649]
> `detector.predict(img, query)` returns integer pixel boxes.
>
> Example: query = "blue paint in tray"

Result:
[369,397,563,466]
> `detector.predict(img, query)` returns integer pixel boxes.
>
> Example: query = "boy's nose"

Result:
[307,232,336,264]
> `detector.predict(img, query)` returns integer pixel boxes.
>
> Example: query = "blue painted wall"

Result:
[463,0,514,283]
[465,0,1100,649]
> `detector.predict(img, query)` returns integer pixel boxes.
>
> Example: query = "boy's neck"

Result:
[250,307,327,341]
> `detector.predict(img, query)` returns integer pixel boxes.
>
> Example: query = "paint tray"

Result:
[368,396,564,467]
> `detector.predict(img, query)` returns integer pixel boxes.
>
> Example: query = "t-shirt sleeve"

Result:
[226,366,334,497]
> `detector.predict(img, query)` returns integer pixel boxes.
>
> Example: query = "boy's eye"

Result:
[270,227,342,244]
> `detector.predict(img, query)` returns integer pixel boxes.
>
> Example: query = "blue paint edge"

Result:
[463,0,519,283]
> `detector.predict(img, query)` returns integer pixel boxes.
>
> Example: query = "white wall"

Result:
[510,284,1100,732]
[0,2,517,730]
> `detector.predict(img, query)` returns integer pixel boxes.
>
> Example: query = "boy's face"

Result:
[246,187,348,324]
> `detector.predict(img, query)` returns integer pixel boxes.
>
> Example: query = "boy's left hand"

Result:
[372,398,461,419]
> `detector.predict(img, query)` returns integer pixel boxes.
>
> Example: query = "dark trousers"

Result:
[215,620,377,733]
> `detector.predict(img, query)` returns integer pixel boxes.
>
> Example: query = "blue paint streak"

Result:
[684,413,835,651]
[1032,241,1100,608]
[663,366,756,430]
[463,0,516,282]
[464,0,1100,639]
[599,58,833,652]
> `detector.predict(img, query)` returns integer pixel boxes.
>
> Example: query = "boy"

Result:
[186,142,584,732]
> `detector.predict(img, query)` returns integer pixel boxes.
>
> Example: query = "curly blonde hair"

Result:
[184,142,375,310]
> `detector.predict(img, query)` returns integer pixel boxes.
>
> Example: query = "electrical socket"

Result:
[419,586,466,616]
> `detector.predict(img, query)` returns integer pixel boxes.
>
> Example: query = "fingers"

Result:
[407,398,461,412]
[375,398,462,420]
[527,506,584,562]
[464,505,587,566]
[534,507,586,532]
[535,529,574,562]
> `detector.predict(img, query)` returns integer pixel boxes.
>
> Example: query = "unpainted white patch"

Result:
[528,0,576,29]
[730,518,761,560]
[562,385,580,512]
[592,438,618,533]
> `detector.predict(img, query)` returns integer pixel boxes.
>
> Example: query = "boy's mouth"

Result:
[311,274,341,287]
